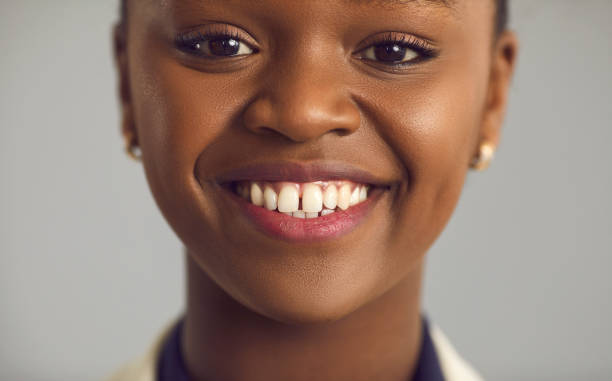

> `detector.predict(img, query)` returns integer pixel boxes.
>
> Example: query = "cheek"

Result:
[128,42,247,252]
[132,61,237,177]
[375,60,489,259]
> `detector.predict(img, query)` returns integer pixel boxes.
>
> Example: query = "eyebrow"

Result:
[347,0,455,10]
[178,0,456,12]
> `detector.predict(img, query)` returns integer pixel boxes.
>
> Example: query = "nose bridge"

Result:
[244,40,361,142]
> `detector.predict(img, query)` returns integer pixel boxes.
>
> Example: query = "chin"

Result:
[224,260,383,326]
[249,290,368,326]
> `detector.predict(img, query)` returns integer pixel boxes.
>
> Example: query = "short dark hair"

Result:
[119,0,509,36]
[495,0,508,35]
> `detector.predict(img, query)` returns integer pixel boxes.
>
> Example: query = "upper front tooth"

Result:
[302,183,323,213]
[250,183,264,206]
[323,184,338,210]
[359,186,368,202]
[263,186,278,211]
[278,185,299,213]
[337,184,351,210]
[292,211,306,219]
[349,187,360,206]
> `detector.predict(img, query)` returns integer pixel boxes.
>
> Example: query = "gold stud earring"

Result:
[125,142,142,161]
[470,142,496,171]
[123,131,142,162]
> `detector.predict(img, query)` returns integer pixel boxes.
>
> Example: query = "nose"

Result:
[243,57,361,143]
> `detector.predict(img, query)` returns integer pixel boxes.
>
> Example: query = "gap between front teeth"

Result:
[236,181,369,218]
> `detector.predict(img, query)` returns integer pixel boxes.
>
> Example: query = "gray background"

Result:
[1,1,610,380]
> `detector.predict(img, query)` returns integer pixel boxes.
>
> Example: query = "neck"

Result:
[183,251,424,381]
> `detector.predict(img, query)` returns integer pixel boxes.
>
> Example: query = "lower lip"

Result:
[222,186,385,243]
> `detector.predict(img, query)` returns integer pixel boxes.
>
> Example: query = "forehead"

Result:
[127,0,490,33]
[136,0,458,13]
[126,0,497,42]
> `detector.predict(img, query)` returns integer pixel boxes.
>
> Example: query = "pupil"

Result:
[374,44,406,63]
[208,38,240,56]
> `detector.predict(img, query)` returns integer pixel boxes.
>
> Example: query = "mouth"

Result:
[214,162,393,243]
[232,180,371,218]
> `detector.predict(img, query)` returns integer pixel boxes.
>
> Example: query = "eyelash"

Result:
[174,27,438,68]
[175,25,254,58]
[364,32,438,68]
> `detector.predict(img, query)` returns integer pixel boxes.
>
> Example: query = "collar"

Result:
[157,315,445,381]
[105,314,483,381]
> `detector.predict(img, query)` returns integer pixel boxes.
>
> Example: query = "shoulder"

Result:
[104,318,179,381]
[429,322,485,381]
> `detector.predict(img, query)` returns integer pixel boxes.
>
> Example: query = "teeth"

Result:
[238,181,372,217]
[349,187,360,206]
[337,184,351,210]
[292,211,306,219]
[263,186,278,211]
[278,185,299,213]
[302,183,323,213]
[359,186,368,202]
[250,183,264,206]
[323,185,338,210]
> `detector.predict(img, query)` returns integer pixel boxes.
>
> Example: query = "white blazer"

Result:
[106,319,484,381]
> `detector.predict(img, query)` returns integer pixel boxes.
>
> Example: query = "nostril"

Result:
[252,126,311,143]
[256,126,283,136]
[330,127,353,137]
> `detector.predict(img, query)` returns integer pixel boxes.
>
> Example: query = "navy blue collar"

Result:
[157,315,444,381]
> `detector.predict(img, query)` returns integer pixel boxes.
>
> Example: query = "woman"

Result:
[109,0,518,379]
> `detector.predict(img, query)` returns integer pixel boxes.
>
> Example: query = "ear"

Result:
[113,22,138,153]
[479,30,519,149]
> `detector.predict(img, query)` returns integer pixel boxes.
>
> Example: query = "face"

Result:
[115,0,517,324]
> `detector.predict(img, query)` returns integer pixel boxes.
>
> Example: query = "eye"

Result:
[175,26,257,59]
[193,37,253,57]
[362,43,419,64]
[357,33,438,67]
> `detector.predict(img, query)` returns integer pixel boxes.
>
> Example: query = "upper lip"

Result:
[214,161,394,186]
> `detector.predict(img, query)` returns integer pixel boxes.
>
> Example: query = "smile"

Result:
[233,181,370,218]
[214,161,392,243]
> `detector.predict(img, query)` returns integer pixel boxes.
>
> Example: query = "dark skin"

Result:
[114,0,517,380]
